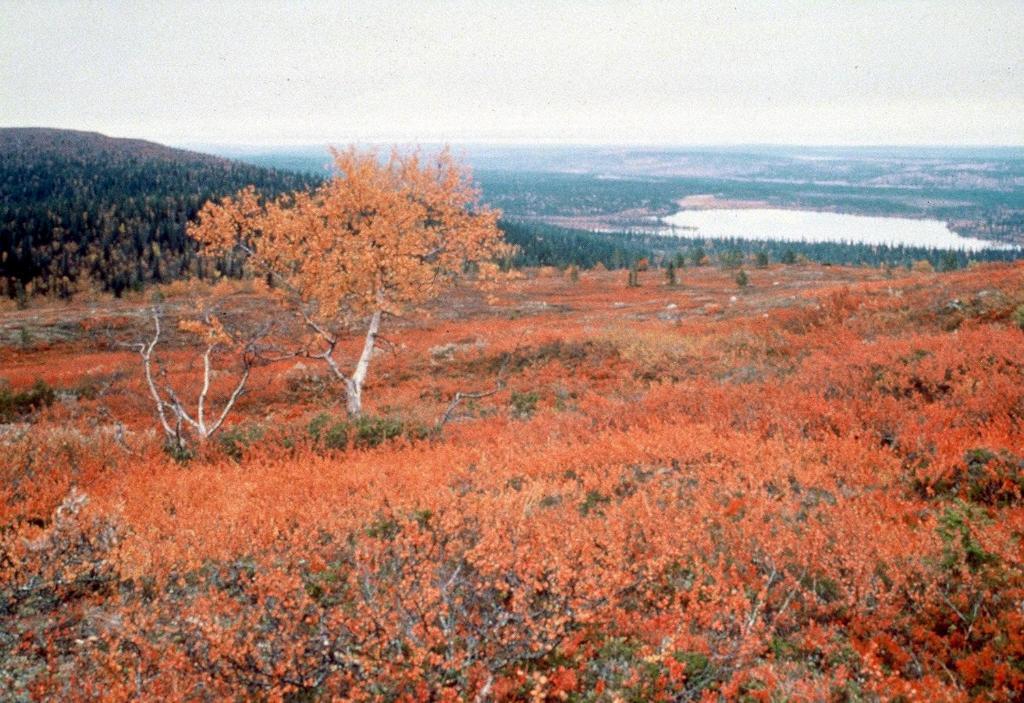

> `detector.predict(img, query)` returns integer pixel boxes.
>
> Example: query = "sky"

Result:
[2,1,1023,147]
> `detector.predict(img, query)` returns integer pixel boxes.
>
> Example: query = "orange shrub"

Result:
[2,262,1023,701]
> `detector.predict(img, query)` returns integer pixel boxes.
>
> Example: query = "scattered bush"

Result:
[0,379,56,422]
[665,260,678,286]
[719,249,744,269]
[308,412,429,450]
[925,448,1024,506]
[1013,303,1024,330]
[937,502,999,572]
[464,339,619,376]
[6,261,1024,700]
[627,263,640,287]
[509,390,540,419]
[217,423,266,460]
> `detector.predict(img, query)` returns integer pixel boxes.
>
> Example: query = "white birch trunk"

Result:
[344,310,381,416]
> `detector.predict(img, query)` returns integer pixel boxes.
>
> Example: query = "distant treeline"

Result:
[501,219,1022,271]
[477,169,1024,243]
[3,129,1021,302]
[501,220,660,269]
[0,129,317,300]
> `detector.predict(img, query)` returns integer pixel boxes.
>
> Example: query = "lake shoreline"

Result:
[662,206,1018,252]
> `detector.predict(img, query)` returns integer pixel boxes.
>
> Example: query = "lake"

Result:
[662,208,1013,251]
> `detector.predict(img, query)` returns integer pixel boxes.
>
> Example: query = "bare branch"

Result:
[197,343,214,435]
[435,338,521,431]
[162,384,200,431]
[133,306,256,449]
[437,383,505,430]
[207,364,251,437]
[137,308,174,439]
[300,308,337,346]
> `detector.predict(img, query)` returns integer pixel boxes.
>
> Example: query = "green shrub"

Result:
[926,448,1024,507]
[303,559,352,607]
[1012,304,1024,330]
[627,263,640,288]
[719,249,743,269]
[673,650,717,694]
[163,440,195,464]
[579,489,611,516]
[307,412,332,441]
[578,636,719,702]
[308,413,353,449]
[324,421,351,450]
[351,415,407,448]
[938,502,998,572]
[217,424,265,460]
[308,412,427,451]
[0,379,56,422]
[365,515,401,540]
[509,390,540,419]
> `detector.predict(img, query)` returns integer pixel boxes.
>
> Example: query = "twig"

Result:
[434,336,522,431]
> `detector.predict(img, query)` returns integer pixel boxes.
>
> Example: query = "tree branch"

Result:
[434,339,519,431]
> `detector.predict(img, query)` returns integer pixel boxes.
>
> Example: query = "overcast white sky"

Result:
[2,1,1022,146]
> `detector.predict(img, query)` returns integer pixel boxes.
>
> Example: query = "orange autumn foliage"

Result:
[188,146,509,322]
[0,261,1023,700]
[186,146,511,416]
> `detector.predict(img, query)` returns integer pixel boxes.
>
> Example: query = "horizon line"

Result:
[177,138,1024,151]
[4,125,1024,151]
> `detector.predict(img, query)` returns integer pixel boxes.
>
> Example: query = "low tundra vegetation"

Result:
[1,262,1024,701]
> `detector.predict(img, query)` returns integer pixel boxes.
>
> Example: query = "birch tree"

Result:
[134,308,258,450]
[187,146,509,416]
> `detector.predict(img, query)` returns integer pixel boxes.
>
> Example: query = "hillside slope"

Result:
[2,262,1023,698]
[0,128,318,298]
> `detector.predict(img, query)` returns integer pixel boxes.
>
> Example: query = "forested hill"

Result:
[0,128,319,299]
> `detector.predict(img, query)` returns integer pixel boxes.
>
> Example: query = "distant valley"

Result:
[3,130,1023,302]
[208,143,1024,248]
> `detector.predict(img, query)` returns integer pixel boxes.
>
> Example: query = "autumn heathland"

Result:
[2,146,1024,701]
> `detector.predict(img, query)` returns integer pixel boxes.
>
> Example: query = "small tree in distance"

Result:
[665,260,678,286]
[188,146,511,416]
[627,261,640,287]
